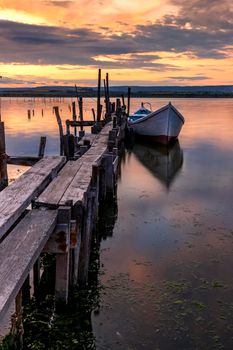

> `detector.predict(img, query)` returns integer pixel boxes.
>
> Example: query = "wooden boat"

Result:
[128,102,185,145]
[132,140,183,188]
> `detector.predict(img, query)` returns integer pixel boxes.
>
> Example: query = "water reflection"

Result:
[1,98,233,349]
[131,140,183,189]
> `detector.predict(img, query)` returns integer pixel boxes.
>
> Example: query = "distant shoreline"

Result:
[0,92,232,98]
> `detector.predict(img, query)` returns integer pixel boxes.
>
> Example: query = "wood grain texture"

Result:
[0,209,58,319]
[36,159,83,207]
[59,127,110,205]
[0,156,65,238]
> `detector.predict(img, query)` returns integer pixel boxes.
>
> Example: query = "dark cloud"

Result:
[0,0,232,70]
[134,22,232,59]
[168,76,211,81]
[0,76,37,85]
[43,0,74,7]
[171,0,233,31]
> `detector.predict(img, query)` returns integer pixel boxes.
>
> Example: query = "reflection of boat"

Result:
[128,102,185,145]
[132,140,183,188]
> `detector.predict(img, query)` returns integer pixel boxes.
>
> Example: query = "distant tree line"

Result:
[0,90,233,98]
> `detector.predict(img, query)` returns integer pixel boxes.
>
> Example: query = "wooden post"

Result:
[99,104,103,122]
[103,79,107,119]
[78,194,95,285]
[108,129,117,152]
[0,121,8,191]
[62,134,70,159]
[116,98,121,111]
[116,98,122,125]
[111,102,116,113]
[121,94,125,108]
[127,87,131,116]
[78,97,84,132]
[72,101,77,121]
[55,206,71,304]
[79,130,85,139]
[38,136,46,157]
[71,101,77,137]
[54,107,64,156]
[97,68,101,122]
[70,204,83,285]
[91,108,96,122]
[103,153,114,194]
[68,134,75,158]
[106,72,110,117]
[66,120,70,135]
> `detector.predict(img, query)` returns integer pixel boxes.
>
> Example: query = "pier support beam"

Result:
[45,206,71,303]
[78,193,95,286]
[70,204,83,286]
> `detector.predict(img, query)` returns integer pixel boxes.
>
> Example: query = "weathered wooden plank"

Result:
[36,159,83,207]
[54,107,64,156]
[58,123,112,205]
[38,136,47,157]
[59,164,92,205]
[0,156,65,238]
[37,134,107,208]
[0,209,58,319]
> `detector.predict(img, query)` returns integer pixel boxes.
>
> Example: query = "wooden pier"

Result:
[0,104,127,343]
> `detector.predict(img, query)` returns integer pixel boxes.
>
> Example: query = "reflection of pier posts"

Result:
[0,121,8,191]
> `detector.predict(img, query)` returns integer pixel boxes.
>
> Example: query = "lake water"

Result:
[1,97,233,349]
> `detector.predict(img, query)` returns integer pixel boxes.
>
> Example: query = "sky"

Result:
[0,0,232,87]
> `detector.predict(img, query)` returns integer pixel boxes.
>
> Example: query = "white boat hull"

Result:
[128,103,185,145]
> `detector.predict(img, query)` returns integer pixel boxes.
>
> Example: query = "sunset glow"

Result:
[0,0,232,87]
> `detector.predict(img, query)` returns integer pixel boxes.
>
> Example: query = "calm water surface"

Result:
[1,98,233,349]
[92,98,233,350]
